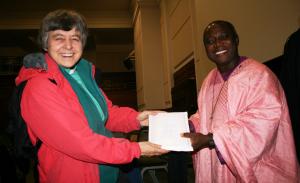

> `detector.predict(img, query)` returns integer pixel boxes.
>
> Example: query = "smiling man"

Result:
[183,20,299,182]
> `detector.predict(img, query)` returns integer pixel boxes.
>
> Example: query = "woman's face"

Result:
[46,27,83,68]
[203,23,239,69]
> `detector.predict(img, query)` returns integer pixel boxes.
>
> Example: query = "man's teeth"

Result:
[216,50,227,55]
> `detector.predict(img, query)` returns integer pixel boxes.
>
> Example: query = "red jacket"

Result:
[16,54,141,183]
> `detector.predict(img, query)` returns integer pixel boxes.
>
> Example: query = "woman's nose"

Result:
[64,39,73,49]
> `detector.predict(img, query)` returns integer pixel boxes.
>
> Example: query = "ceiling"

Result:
[0,0,132,12]
[0,0,134,53]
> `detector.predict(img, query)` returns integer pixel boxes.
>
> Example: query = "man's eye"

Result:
[218,33,229,40]
[205,38,215,45]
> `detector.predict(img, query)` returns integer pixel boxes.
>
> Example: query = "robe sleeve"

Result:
[189,111,200,132]
[21,76,141,165]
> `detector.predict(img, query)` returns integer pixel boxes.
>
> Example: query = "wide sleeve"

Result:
[213,67,285,180]
[21,77,141,165]
[189,111,200,132]
[101,91,141,133]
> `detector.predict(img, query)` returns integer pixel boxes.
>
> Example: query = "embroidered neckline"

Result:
[210,72,227,120]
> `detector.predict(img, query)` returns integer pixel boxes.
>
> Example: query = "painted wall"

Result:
[193,0,300,87]
[94,44,133,72]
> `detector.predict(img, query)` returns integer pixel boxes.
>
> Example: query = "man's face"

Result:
[203,23,239,67]
[46,27,83,68]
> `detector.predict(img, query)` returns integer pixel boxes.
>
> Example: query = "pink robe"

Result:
[190,58,299,182]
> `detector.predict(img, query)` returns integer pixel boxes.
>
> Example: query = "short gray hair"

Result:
[38,9,88,50]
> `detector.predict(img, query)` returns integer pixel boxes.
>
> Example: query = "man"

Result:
[16,9,167,183]
[183,20,299,182]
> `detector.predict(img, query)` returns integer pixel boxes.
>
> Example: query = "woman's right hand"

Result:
[138,142,169,157]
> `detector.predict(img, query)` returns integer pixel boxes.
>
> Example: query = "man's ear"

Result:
[235,37,239,45]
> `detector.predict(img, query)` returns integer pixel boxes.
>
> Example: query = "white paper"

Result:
[149,112,193,151]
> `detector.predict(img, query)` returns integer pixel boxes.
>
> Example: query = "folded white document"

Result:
[149,112,193,151]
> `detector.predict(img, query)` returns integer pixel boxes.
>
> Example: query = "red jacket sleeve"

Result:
[101,90,140,133]
[21,76,141,164]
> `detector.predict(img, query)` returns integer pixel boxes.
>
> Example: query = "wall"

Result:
[0,47,27,56]
[133,2,166,110]
[94,44,133,72]
[193,0,300,88]
[162,0,195,72]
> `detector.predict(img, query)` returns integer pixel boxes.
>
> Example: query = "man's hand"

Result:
[138,141,169,156]
[182,132,213,151]
[136,110,165,127]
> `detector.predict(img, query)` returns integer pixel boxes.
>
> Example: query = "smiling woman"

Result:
[38,10,87,69]
[46,28,83,68]
[13,9,168,183]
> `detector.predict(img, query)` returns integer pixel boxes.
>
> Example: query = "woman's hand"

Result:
[138,142,169,156]
[136,110,165,127]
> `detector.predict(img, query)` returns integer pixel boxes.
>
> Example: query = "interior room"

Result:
[0,0,299,182]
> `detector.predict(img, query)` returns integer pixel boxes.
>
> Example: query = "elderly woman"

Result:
[183,20,299,182]
[16,9,167,183]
